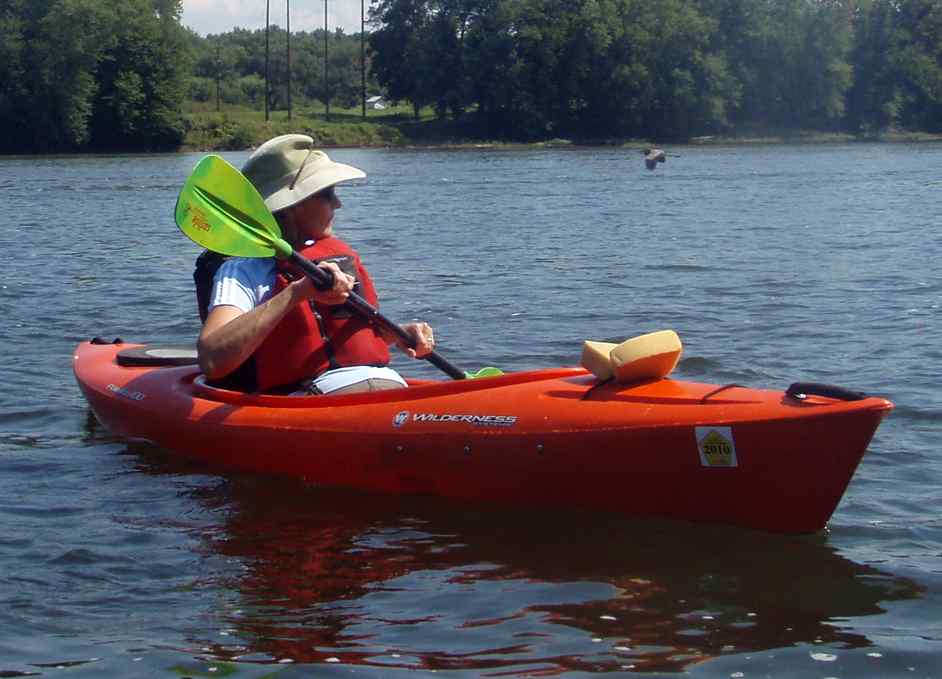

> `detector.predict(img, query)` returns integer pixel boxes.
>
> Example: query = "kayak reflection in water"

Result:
[194,134,436,395]
[174,480,924,674]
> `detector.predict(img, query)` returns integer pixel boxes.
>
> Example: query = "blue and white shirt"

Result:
[209,257,278,314]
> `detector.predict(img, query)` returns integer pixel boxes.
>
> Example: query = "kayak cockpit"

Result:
[190,368,591,408]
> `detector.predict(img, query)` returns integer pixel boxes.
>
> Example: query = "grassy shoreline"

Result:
[183,106,942,152]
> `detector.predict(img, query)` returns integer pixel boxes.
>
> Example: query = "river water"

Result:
[1,143,940,677]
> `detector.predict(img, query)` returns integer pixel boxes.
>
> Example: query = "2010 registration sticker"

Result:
[695,426,738,467]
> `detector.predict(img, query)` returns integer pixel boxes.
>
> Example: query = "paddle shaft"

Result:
[288,252,466,380]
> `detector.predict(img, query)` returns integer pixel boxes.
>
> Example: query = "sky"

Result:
[181,0,369,36]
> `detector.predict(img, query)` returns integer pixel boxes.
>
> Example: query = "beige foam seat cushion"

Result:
[581,330,683,383]
[581,340,619,381]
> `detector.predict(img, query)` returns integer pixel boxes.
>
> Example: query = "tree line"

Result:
[368,0,942,140]
[1,0,940,153]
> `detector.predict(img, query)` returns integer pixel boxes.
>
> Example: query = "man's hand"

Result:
[398,322,435,358]
[291,261,355,306]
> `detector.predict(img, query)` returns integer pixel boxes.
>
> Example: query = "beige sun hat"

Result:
[242,134,366,213]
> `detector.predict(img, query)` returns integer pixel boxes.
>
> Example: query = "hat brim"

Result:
[265,161,366,213]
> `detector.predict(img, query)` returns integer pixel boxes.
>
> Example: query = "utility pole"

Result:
[324,0,329,121]
[361,0,366,119]
[265,0,270,120]
[286,0,292,120]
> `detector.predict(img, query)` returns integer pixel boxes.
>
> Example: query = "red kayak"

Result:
[74,339,892,533]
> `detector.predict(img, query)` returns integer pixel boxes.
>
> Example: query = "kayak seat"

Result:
[581,330,683,384]
[194,249,228,323]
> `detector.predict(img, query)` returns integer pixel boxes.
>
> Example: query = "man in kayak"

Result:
[195,134,435,394]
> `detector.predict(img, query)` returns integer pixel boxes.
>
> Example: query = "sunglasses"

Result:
[314,186,337,202]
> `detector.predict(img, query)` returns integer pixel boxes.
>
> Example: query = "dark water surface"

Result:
[1,144,940,677]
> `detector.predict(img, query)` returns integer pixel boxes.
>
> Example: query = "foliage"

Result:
[2,0,942,152]
[0,0,188,152]
[188,26,375,114]
[366,0,942,140]
[892,0,942,132]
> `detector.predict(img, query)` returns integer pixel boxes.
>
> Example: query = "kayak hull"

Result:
[74,341,892,533]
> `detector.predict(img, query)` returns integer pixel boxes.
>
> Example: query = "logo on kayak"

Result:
[106,383,145,401]
[696,426,738,467]
[391,411,517,428]
[393,410,409,427]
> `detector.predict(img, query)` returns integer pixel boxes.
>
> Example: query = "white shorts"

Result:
[304,366,407,395]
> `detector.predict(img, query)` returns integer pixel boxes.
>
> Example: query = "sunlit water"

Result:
[1,143,940,677]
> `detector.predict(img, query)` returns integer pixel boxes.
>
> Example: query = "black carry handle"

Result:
[786,382,867,402]
[288,252,466,380]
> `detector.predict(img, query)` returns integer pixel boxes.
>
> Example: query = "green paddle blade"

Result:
[175,154,293,259]
[465,366,504,379]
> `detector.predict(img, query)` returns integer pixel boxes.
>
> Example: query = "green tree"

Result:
[846,0,900,133]
[239,74,266,105]
[0,0,188,152]
[695,0,764,126]
[609,0,734,138]
[463,0,520,135]
[90,0,188,149]
[0,3,29,147]
[30,0,111,149]
[369,0,435,118]
[487,0,577,137]
[710,0,853,131]
[327,29,368,108]
[893,0,942,131]
[191,34,245,107]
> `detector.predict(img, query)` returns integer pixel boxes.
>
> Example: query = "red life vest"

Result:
[253,237,390,390]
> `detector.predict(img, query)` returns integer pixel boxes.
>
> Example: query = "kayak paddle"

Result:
[175,154,476,380]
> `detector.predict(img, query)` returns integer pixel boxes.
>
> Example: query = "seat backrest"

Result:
[193,250,229,322]
[581,330,683,384]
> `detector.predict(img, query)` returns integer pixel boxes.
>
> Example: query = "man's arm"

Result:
[198,262,353,379]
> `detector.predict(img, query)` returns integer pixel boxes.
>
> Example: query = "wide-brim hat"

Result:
[242,134,366,213]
